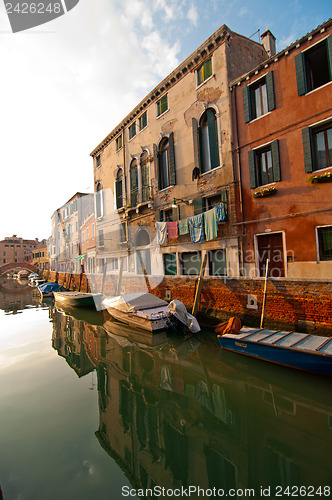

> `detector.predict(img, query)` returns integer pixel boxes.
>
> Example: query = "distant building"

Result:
[0,235,42,267]
[49,192,94,273]
[230,18,332,279]
[32,240,49,271]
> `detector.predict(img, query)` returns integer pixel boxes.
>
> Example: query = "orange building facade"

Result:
[230,19,332,279]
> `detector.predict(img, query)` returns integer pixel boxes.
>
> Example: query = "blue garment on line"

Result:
[188,213,204,243]
[155,221,167,245]
[216,203,226,223]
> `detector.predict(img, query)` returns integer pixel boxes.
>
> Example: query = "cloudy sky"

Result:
[0,0,330,242]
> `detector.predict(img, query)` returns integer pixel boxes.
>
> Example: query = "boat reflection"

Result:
[50,307,332,496]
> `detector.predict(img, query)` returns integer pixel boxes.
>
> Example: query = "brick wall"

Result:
[44,270,332,334]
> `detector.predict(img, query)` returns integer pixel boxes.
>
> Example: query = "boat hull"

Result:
[54,292,102,308]
[105,306,170,333]
[218,331,332,376]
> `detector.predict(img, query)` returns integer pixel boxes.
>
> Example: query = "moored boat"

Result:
[37,282,65,297]
[218,327,332,375]
[53,291,103,308]
[102,293,200,334]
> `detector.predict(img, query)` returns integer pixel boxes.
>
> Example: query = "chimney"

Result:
[261,29,276,57]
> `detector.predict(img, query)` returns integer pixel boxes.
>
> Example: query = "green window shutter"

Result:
[327,35,332,80]
[156,209,162,222]
[242,86,252,123]
[302,127,314,173]
[198,126,204,172]
[207,109,220,169]
[192,117,200,171]
[271,139,281,182]
[193,197,205,215]
[295,53,307,96]
[266,71,276,112]
[130,166,138,206]
[248,150,258,188]
[168,132,176,185]
[153,143,160,191]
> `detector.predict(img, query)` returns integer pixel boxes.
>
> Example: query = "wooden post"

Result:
[137,250,152,293]
[100,262,107,294]
[192,253,207,316]
[116,258,124,295]
[260,258,269,328]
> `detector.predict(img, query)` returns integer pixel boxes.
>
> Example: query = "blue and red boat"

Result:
[218,327,332,376]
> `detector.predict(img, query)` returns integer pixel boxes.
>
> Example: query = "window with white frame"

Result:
[295,36,332,95]
[197,58,212,86]
[317,226,332,261]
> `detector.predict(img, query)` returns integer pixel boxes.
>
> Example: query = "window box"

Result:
[307,172,332,183]
[253,186,277,198]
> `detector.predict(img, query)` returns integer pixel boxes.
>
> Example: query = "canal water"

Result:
[1,277,332,500]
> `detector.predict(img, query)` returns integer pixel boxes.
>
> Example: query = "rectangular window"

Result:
[242,71,275,122]
[98,229,104,247]
[96,155,101,167]
[197,58,212,86]
[139,112,147,131]
[248,140,280,188]
[180,251,202,275]
[295,36,332,95]
[164,253,177,275]
[252,79,268,118]
[116,135,122,151]
[209,249,227,276]
[128,122,136,140]
[157,94,168,116]
[317,226,332,261]
[302,121,332,172]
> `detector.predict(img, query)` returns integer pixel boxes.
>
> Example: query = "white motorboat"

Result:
[102,293,200,334]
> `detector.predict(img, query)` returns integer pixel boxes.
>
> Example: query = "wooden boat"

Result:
[53,291,103,308]
[102,293,173,333]
[218,327,332,375]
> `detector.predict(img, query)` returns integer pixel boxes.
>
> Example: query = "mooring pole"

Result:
[260,258,269,328]
[192,253,207,317]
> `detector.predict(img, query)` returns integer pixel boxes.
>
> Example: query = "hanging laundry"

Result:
[188,213,204,243]
[216,202,227,223]
[204,207,218,241]
[155,221,167,245]
[178,218,189,235]
[167,221,178,239]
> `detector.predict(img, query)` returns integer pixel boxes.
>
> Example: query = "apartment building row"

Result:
[47,18,332,285]
[87,18,332,282]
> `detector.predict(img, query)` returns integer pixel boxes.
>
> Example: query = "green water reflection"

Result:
[1,277,332,499]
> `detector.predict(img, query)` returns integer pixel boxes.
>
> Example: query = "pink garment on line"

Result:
[167,221,178,239]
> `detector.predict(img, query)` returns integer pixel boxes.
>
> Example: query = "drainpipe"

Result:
[232,85,245,276]
[122,127,130,248]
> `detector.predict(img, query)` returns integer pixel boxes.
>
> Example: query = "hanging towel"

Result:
[204,207,218,241]
[156,221,167,246]
[167,221,178,239]
[178,218,189,235]
[188,213,204,243]
[216,202,227,223]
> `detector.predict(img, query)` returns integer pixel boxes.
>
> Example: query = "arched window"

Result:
[95,182,104,218]
[159,138,169,189]
[140,151,150,203]
[199,108,220,173]
[130,158,138,207]
[115,169,123,209]
[157,132,176,190]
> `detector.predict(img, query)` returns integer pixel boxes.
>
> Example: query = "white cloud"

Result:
[187,4,198,26]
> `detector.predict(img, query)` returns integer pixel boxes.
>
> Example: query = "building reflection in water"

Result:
[51,306,332,496]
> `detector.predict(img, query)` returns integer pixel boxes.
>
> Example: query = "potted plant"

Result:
[253,186,277,198]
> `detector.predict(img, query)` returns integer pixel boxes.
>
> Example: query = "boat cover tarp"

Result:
[38,282,65,294]
[103,293,168,313]
[168,299,201,333]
